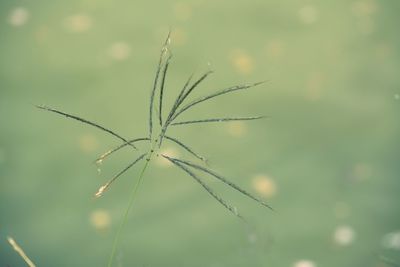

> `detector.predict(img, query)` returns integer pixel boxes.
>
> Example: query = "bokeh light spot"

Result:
[298,5,319,24]
[78,134,98,153]
[64,14,92,33]
[305,72,325,101]
[171,28,187,46]
[252,174,277,198]
[352,1,377,17]
[229,49,254,75]
[293,260,316,267]
[8,7,29,27]
[156,147,180,167]
[334,225,356,246]
[174,2,193,21]
[109,42,131,61]
[382,231,400,250]
[265,39,285,59]
[0,148,5,164]
[226,121,247,137]
[351,163,372,181]
[90,209,111,231]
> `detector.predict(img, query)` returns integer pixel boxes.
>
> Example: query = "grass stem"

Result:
[107,154,151,267]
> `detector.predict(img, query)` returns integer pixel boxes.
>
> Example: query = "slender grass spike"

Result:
[37,33,271,267]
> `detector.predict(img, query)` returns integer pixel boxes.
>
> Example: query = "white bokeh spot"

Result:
[334,225,355,246]
[8,7,29,27]
[293,259,316,267]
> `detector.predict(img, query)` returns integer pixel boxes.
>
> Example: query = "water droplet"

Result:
[233,206,239,215]
[97,167,101,174]
[394,94,400,100]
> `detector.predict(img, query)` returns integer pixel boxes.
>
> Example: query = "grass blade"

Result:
[164,73,194,126]
[171,81,266,122]
[149,32,171,139]
[162,154,244,220]
[172,158,273,210]
[171,116,267,126]
[157,74,194,147]
[95,137,149,165]
[158,54,172,126]
[176,71,213,109]
[36,105,136,149]
[164,135,207,162]
[95,153,146,197]
[157,71,213,146]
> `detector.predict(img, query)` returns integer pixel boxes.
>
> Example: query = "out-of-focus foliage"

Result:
[1,0,399,266]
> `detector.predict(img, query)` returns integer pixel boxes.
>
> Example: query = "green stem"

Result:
[107,157,151,267]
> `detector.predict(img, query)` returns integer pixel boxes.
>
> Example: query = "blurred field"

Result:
[1,0,399,266]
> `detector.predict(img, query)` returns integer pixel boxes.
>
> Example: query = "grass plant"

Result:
[37,33,271,267]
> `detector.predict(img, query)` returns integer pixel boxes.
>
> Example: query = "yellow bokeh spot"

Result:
[78,134,98,153]
[90,209,111,231]
[109,42,131,61]
[352,0,377,17]
[171,28,187,46]
[298,5,319,24]
[173,2,193,21]
[351,163,372,181]
[252,174,277,198]
[64,14,92,33]
[226,121,247,138]
[265,40,285,59]
[305,72,325,101]
[230,49,254,75]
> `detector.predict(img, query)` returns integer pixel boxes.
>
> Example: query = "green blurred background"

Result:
[1,0,399,266]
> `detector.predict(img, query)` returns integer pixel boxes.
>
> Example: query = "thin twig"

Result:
[7,237,36,267]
